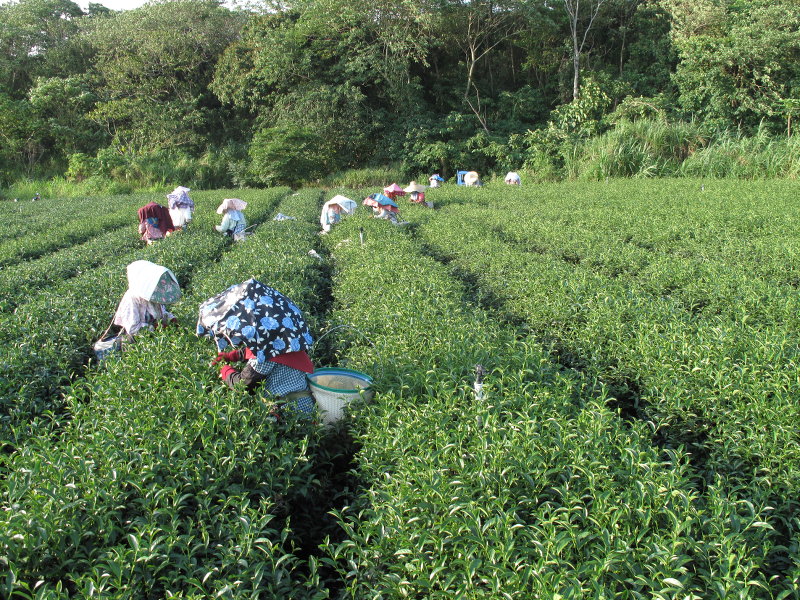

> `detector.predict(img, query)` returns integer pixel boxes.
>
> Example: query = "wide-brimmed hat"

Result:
[217,198,247,214]
[404,182,427,193]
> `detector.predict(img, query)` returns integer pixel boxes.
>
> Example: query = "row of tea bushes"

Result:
[0,195,136,241]
[0,197,140,268]
[414,181,800,596]
[0,190,340,598]
[0,190,289,450]
[314,215,750,598]
[0,227,143,313]
[433,183,800,462]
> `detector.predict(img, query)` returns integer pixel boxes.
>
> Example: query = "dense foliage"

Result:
[1,0,799,191]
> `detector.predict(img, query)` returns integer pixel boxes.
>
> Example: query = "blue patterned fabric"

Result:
[167,187,194,210]
[197,279,313,358]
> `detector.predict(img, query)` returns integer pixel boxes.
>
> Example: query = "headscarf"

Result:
[217,198,247,214]
[113,261,180,335]
[138,202,174,233]
[167,186,194,210]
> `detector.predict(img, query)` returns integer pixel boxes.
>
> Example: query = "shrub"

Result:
[319,164,408,189]
[249,125,329,186]
[65,153,98,182]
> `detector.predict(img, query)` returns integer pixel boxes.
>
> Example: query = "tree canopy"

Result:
[0,0,797,187]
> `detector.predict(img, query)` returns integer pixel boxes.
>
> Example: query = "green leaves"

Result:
[5,181,800,597]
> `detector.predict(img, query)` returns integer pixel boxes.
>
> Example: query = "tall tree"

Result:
[443,0,528,132]
[85,0,244,152]
[0,0,86,97]
[563,0,609,99]
[0,94,43,182]
[212,0,435,171]
[662,0,800,131]
[28,75,102,160]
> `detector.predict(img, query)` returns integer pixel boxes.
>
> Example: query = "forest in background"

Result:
[1,0,799,193]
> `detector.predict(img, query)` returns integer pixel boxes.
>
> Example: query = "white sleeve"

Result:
[113,291,146,335]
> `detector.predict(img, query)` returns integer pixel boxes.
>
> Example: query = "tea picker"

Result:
[428,174,444,188]
[94,260,181,359]
[214,198,248,241]
[166,185,194,231]
[404,182,432,208]
[363,193,407,225]
[138,200,175,244]
[197,279,316,416]
[382,183,406,202]
[320,195,357,234]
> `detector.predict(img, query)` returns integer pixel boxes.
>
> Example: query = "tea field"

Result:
[1,179,799,599]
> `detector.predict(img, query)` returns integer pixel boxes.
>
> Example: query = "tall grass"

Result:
[680,128,800,179]
[567,118,710,179]
[563,118,800,180]
[318,163,409,188]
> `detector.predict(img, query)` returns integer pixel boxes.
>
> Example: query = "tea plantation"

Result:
[1,180,799,599]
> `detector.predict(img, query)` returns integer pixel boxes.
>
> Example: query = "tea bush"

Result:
[413,179,800,596]
[315,214,746,598]
[0,189,289,448]
[0,189,339,598]
[4,181,800,598]
[0,197,138,268]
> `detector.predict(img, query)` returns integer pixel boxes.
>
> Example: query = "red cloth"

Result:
[220,365,237,380]
[138,202,175,233]
[270,350,314,373]
[243,347,313,373]
[212,349,243,365]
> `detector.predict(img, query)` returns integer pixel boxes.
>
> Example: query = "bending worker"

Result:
[167,185,194,230]
[138,200,175,243]
[320,195,356,233]
[198,279,316,416]
[112,260,181,337]
[215,197,248,240]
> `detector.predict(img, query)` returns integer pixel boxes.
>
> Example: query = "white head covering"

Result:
[217,198,247,214]
[404,182,427,193]
[113,261,180,335]
[320,196,355,232]
[329,195,356,213]
[464,171,480,186]
[126,260,181,303]
[505,171,521,184]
